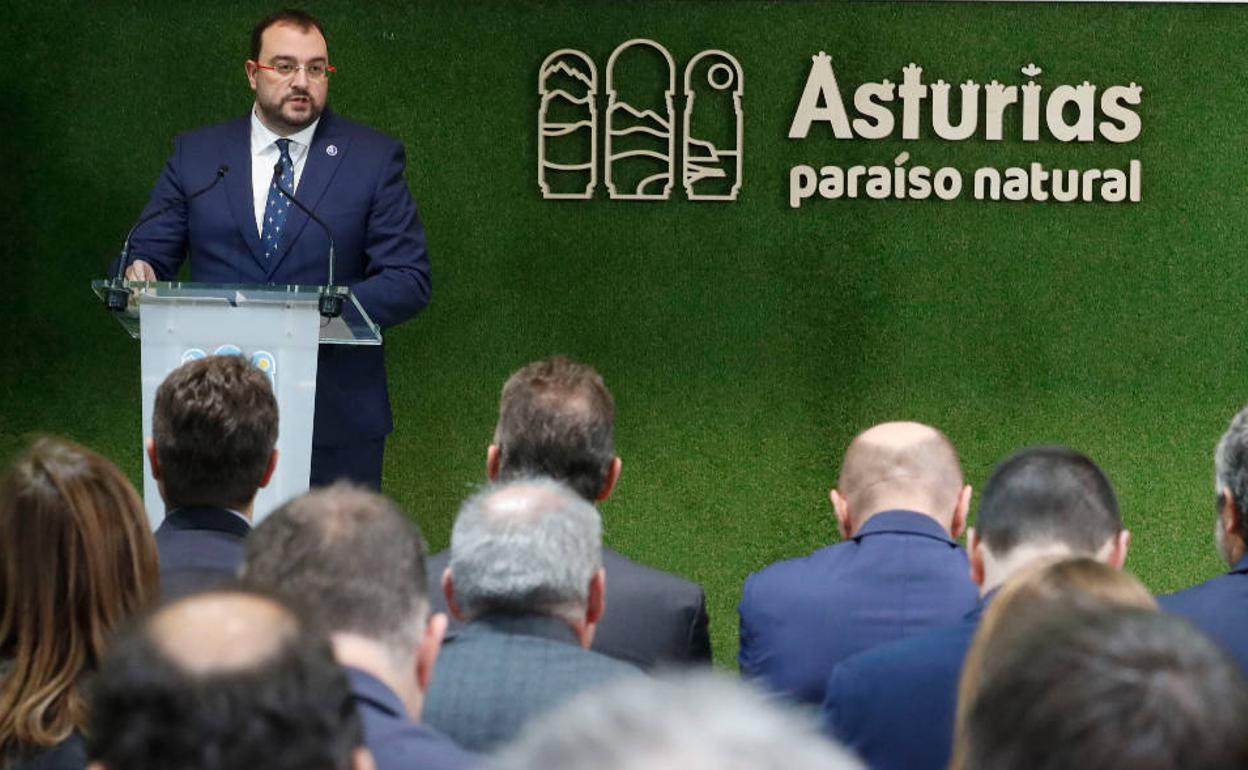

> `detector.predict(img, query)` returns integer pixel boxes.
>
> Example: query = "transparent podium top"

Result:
[91,280,381,345]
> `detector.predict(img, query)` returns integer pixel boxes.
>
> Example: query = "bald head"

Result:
[148,591,297,675]
[835,422,966,533]
[87,590,363,770]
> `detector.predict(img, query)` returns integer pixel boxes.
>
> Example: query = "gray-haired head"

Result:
[1215,406,1248,517]
[449,478,602,623]
[494,672,865,770]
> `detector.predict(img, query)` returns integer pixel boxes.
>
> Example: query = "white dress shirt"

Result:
[249,107,320,237]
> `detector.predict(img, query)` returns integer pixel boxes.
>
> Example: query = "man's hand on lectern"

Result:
[125,260,157,281]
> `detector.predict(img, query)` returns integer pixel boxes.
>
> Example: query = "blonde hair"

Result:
[0,437,159,754]
[949,557,1156,770]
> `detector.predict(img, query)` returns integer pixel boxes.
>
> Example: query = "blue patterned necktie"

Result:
[261,138,294,260]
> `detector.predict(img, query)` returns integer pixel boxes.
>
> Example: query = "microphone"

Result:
[104,165,229,312]
[271,160,343,318]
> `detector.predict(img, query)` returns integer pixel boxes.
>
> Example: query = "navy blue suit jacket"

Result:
[426,546,711,670]
[345,667,478,770]
[1160,555,1248,674]
[128,108,431,446]
[154,506,249,599]
[738,509,978,705]
[823,601,985,770]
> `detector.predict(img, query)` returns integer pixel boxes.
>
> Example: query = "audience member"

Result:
[241,483,478,770]
[949,557,1157,770]
[149,354,278,598]
[822,445,1130,770]
[959,608,1248,770]
[423,478,640,752]
[495,672,864,770]
[0,437,158,770]
[426,356,710,669]
[85,590,370,770]
[1160,404,1248,671]
[738,421,978,704]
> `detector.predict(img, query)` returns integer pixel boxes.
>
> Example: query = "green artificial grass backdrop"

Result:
[2,1,1246,665]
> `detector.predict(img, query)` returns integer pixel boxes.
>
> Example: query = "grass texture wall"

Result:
[3,1,1247,664]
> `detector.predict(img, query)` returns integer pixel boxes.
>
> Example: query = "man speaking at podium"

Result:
[122,9,431,490]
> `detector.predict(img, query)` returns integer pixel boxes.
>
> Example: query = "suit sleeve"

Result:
[122,136,191,280]
[737,574,761,676]
[351,141,432,329]
[686,589,712,663]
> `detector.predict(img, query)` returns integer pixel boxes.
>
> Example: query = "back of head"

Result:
[87,590,361,770]
[975,446,1122,558]
[494,357,615,501]
[1215,405,1248,519]
[450,478,602,622]
[0,437,157,754]
[153,354,278,510]
[495,672,864,770]
[837,421,964,524]
[953,558,1157,764]
[961,608,1248,770]
[242,482,430,662]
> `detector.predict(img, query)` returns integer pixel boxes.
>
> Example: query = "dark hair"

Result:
[152,355,278,510]
[242,483,430,656]
[0,437,159,755]
[250,9,327,61]
[86,590,361,770]
[975,446,1122,557]
[494,357,615,501]
[961,608,1248,770]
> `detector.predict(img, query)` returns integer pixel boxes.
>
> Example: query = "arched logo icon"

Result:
[539,39,744,202]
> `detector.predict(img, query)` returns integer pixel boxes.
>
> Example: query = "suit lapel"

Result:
[223,118,267,272]
[266,109,351,281]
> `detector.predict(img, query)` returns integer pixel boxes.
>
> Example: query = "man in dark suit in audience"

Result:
[86,590,371,770]
[149,354,278,598]
[738,421,979,705]
[426,356,710,670]
[242,483,478,770]
[822,446,1131,770]
[423,478,640,752]
[1161,405,1248,673]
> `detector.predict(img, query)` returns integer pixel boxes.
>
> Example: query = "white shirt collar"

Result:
[249,105,320,155]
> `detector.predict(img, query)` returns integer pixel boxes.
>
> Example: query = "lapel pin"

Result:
[326,144,338,157]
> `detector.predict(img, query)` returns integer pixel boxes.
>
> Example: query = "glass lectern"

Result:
[91,280,380,529]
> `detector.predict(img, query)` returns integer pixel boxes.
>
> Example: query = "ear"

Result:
[441,569,465,622]
[830,488,852,540]
[245,60,260,91]
[257,448,279,489]
[575,568,606,649]
[485,444,501,481]
[950,484,971,539]
[145,436,162,481]
[350,747,377,770]
[596,457,622,501]
[415,612,447,694]
[1099,529,1131,570]
[967,528,986,587]
[1221,486,1242,537]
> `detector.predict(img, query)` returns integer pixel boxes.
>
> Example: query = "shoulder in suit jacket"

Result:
[127,109,431,445]
[155,506,250,599]
[2,731,87,770]
[1160,554,1248,674]
[421,613,640,753]
[822,602,984,770]
[344,666,479,770]
[425,545,711,669]
[738,509,978,705]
